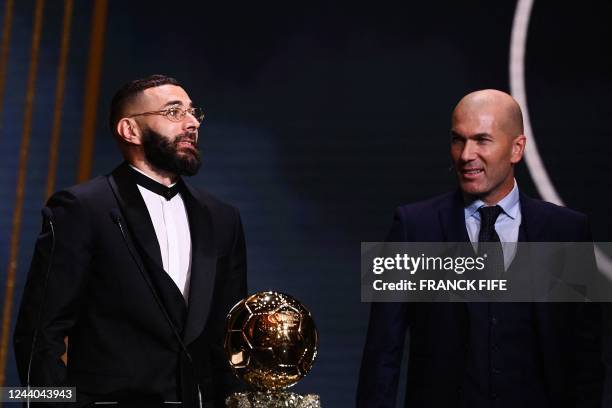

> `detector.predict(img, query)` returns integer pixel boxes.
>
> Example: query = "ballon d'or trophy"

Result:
[224,291,321,408]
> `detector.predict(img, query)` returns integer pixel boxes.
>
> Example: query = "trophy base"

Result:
[226,391,321,408]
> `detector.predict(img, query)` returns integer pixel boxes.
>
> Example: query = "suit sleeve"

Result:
[13,190,92,386]
[357,208,410,408]
[210,207,247,407]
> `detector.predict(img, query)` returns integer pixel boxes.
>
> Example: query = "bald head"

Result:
[450,89,527,204]
[452,89,524,138]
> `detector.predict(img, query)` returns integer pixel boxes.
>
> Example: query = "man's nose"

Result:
[184,112,201,131]
[460,140,476,162]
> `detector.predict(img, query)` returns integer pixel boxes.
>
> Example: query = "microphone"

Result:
[109,208,122,226]
[110,209,203,408]
[41,207,55,226]
[26,207,56,407]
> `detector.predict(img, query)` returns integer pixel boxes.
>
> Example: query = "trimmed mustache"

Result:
[175,132,198,146]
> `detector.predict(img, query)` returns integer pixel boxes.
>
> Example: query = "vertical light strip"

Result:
[76,0,107,182]
[0,0,14,141]
[0,0,45,388]
[45,0,74,199]
[509,0,612,277]
[509,0,562,204]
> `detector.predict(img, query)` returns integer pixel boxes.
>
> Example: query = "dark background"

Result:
[1,1,611,406]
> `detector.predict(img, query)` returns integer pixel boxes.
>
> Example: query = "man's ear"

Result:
[510,134,527,164]
[116,118,142,146]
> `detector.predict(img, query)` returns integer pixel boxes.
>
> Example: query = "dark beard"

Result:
[141,128,202,176]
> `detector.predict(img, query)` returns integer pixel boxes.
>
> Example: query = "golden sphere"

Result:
[224,291,319,391]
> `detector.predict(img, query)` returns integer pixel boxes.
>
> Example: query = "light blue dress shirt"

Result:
[464,180,521,270]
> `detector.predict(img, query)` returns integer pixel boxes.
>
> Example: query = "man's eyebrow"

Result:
[450,131,492,139]
[470,133,492,139]
[161,100,193,108]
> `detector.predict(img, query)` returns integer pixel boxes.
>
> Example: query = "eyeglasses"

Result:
[128,106,205,123]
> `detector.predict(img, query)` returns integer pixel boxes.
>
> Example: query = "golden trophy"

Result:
[224,291,320,408]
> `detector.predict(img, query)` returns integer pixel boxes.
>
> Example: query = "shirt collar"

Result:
[465,179,520,220]
[128,164,182,200]
[129,164,177,187]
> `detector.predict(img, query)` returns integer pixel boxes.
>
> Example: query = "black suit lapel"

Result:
[517,192,548,242]
[110,163,165,266]
[181,181,218,345]
[108,163,187,332]
[439,190,470,243]
[438,191,470,331]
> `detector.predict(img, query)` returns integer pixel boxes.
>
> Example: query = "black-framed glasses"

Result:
[128,106,205,123]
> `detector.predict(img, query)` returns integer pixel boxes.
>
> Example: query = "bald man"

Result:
[451,90,525,205]
[357,90,603,408]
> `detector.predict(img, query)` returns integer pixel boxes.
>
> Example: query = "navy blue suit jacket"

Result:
[357,190,603,408]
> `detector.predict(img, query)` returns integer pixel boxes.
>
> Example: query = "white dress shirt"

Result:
[464,180,522,270]
[130,165,192,301]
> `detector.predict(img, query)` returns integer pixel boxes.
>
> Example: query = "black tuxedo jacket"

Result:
[14,163,247,407]
[357,190,604,408]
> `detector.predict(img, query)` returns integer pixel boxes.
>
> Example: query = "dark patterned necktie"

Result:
[478,205,504,276]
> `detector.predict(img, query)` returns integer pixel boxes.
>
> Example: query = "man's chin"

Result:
[175,150,201,168]
[460,181,481,192]
[147,158,201,177]
[459,182,489,199]
[179,158,202,176]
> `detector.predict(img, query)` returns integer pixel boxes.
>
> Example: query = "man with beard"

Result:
[14,75,247,407]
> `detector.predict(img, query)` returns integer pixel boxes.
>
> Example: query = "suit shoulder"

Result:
[395,191,456,218]
[47,175,109,204]
[524,196,587,224]
[186,184,240,218]
[521,196,591,240]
